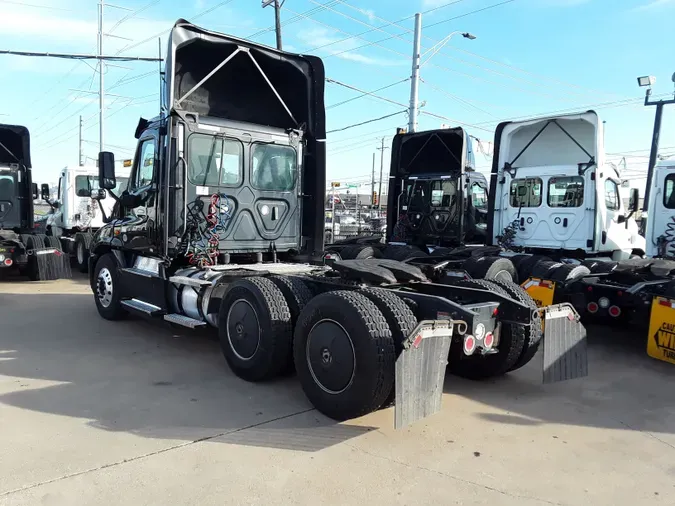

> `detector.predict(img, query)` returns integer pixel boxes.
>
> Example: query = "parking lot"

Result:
[1,274,674,506]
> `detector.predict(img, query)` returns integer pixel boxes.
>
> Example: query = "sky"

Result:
[1,0,675,194]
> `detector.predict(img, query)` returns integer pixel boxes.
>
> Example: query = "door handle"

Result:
[520,217,524,226]
[563,218,568,227]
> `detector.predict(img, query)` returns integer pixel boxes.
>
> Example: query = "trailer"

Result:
[40,165,130,272]
[85,20,586,428]
[0,124,71,281]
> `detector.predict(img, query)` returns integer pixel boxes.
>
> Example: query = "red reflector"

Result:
[608,306,621,318]
[587,302,599,314]
[484,332,494,349]
[587,286,593,292]
[659,300,672,307]
[412,334,423,349]
[617,291,623,297]
[492,308,499,317]
[4,259,12,266]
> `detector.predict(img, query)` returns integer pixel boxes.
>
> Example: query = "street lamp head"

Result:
[462,32,477,40]
[637,75,655,88]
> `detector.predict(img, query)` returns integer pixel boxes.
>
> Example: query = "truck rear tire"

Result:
[75,233,92,273]
[339,245,383,260]
[529,260,564,280]
[269,275,313,373]
[447,279,527,380]
[462,256,517,283]
[218,277,293,382]
[549,264,591,282]
[491,279,543,372]
[358,287,418,407]
[93,253,127,320]
[293,290,395,421]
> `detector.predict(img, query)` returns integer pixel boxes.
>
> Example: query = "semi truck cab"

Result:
[488,111,644,259]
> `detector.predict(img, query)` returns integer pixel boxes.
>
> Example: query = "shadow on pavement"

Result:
[443,323,675,435]
[0,292,374,453]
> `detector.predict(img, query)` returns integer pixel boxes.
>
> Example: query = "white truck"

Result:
[42,165,130,272]
[488,110,645,267]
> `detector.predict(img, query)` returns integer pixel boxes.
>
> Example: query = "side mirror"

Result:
[32,183,38,200]
[76,188,90,197]
[617,215,627,224]
[98,151,116,190]
[40,183,50,201]
[629,188,640,213]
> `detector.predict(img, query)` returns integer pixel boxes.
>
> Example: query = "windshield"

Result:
[75,175,128,196]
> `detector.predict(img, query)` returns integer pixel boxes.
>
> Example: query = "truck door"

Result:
[543,174,594,250]
[651,168,675,257]
[122,134,158,251]
[601,177,631,256]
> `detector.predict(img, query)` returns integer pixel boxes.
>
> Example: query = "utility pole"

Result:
[408,13,422,133]
[78,116,83,166]
[638,73,675,211]
[262,0,284,50]
[98,1,104,154]
[371,152,376,209]
[377,138,389,214]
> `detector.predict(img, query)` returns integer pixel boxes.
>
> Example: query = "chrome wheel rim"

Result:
[97,267,114,308]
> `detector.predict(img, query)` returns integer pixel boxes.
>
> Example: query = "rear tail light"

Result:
[483,332,494,350]
[608,305,621,318]
[587,302,599,314]
[4,259,12,267]
[463,335,476,356]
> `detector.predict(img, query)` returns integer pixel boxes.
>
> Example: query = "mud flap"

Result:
[394,320,455,429]
[34,248,72,280]
[521,277,556,308]
[542,303,588,384]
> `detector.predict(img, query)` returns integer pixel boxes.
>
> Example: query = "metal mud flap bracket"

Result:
[541,303,588,384]
[395,319,460,429]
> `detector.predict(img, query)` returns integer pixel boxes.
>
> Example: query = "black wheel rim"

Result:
[306,319,355,394]
[226,299,260,361]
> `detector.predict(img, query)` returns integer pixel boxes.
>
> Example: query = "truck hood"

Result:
[0,124,31,168]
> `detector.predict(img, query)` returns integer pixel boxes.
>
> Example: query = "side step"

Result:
[164,314,207,328]
[121,298,164,316]
[120,267,161,279]
[169,276,212,288]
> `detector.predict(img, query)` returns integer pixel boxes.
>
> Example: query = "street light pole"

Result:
[408,13,422,133]
[98,1,104,154]
[262,0,284,50]
[377,137,388,214]
[407,13,476,133]
[638,73,675,211]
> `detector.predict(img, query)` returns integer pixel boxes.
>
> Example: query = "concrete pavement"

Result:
[1,275,674,505]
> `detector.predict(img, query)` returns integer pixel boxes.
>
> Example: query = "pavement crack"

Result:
[614,418,675,452]
[344,443,566,506]
[0,408,316,498]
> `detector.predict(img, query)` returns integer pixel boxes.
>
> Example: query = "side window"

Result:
[664,174,675,209]
[470,183,487,209]
[510,177,542,207]
[547,176,584,208]
[134,139,156,189]
[57,175,62,200]
[430,180,457,207]
[188,134,243,187]
[604,179,620,211]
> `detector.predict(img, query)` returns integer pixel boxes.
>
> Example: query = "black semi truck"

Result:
[85,20,586,428]
[0,124,70,281]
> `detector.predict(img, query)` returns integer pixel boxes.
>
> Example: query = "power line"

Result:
[0,49,161,61]
[108,0,160,34]
[327,111,406,134]
[0,0,74,11]
[327,78,410,110]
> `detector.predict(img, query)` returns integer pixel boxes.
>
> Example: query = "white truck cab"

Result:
[645,157,675,258]
[489,111,644,260]
[45,165,130,271]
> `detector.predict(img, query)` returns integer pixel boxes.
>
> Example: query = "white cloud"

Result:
[296,27,404,67]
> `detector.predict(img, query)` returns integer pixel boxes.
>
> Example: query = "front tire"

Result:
[93,253,127,321]
[294,290,395,421]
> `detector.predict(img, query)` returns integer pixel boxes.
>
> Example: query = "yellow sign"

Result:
[521,278,555,308]
[647,297,675,365]
[331,182,340,188]
[123,159,132,167]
